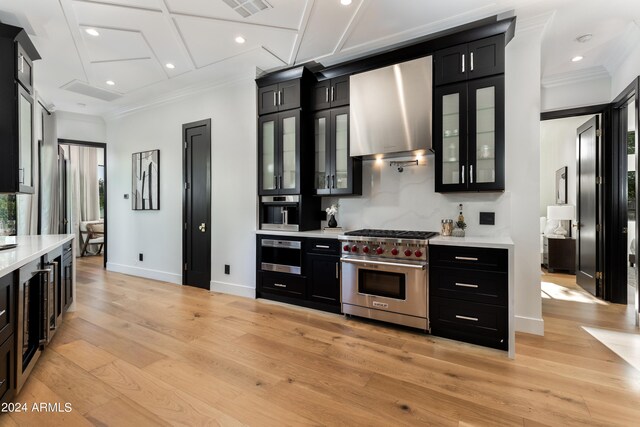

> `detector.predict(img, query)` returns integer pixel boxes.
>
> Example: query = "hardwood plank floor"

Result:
[3,257,640,426]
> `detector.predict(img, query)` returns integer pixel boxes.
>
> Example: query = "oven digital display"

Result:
[358,269,406,300]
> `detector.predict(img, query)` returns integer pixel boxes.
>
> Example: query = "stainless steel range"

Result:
[339,229,438,331]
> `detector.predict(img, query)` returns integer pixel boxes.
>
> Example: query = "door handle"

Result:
[332,175,335,189]
[470,165,473,184]
[326,175,330,189]
[335,262,339,279]
[331,86,335,102]
[325,87,329,103]
[198,223,206,233]
[278,91,282,106]
[461,165,465,184]
[623,227,628,234]
[461,53,465,73]
[273,92,277,107]
[470,52,474,71]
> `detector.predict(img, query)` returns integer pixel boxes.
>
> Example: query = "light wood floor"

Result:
[2,258,640,426]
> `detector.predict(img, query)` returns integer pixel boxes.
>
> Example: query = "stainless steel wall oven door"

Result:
[342,258,428,331]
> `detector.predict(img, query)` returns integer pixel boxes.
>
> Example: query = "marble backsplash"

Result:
[322,155,511,236]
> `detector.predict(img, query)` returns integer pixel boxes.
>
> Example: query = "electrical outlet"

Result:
[139,253,143,261]
[479,212,495,225]
[224,264,230,275]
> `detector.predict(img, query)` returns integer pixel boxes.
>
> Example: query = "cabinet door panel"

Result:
[332,109,349,191]
[467,35,504,80]
[313,111,331,195]
[307,254,340,304]
[278,80,301,111]
[18,85,33,191]
[279,111,300,194]
[0,273,15,345]
[16,43,33,93]
[434,44,467,85]
[331,75,350,108]
[258,114,279,195]
[468,75,504,191]
[0,334,15,405]
[434,83,468,193]
[312,80,331,111]
[258,84,279,115]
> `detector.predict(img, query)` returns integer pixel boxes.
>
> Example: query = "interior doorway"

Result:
[57,139,107,268]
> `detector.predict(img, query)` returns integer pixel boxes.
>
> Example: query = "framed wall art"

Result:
[132,149,160,210]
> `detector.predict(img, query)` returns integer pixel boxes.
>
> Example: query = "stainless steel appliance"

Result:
[16,250,61,393]
[339,229,438,331]
[260,196,301,231]
[350,57,433,158]
[260,238,302,275]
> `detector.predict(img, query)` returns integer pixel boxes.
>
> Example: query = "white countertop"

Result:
[0,234,75,277]
[255,229,342,239]
[429,235,514,249]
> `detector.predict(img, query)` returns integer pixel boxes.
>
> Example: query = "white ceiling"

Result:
[0,0,638,116]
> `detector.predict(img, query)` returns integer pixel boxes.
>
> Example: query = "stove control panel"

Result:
[340,240,427,261]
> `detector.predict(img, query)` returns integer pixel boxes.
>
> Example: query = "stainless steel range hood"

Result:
[350,56,432,159]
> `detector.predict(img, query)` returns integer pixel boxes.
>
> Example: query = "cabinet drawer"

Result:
[259,272,306,299]
[429,245,507,272]
[0,273,15,345]
[0,334,15,405]
[430,297,507,350]
[305,238,340,255]
[430,267,506,305]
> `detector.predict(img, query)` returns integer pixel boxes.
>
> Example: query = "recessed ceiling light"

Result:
[165,63,175,69]
[85,28,100,37]
[106,80,115,86]
[235,36,246,44]
[576,34,593,43]
[341,0,352,5]
[571,56,584,62]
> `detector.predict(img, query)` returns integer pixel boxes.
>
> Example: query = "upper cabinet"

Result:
[313,107,361,196]
[258,80,301,115]
[312,76,349,111]
[258,110,301,195]
[433,35,504,86]
[0,23,40,194]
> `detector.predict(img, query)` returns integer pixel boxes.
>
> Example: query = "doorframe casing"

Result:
[181,119,212,287]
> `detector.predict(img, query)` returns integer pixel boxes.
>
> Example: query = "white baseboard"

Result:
[106,262,182,285]
[515,315,544,335]
[211,280,255,299]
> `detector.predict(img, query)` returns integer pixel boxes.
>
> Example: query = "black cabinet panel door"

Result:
[331,75,350,108]
[307,254,340,305]
[467,35,504,80]
[312,80,332,111]
[434,44,467,86]
[0,334,15,405]
[278,80,301,111]
[0,274,14,345]
[258,84,279,115]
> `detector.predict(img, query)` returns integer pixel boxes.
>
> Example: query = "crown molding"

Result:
[541,66,610,88]
[514,10,554,36]
[102,69,256,121]
[603,21,640,76]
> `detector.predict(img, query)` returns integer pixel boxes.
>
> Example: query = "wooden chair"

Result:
[81,222,104,256]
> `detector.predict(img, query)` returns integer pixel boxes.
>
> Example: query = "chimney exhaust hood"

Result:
[350,56,432,159]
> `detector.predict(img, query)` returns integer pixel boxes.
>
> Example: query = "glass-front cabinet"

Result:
[18,86,34,191]
[258,110,300,195]
[434,75,504,192]
[313,107,361,196]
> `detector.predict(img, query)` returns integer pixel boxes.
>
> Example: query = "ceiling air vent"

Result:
[61,80,121,102]
[222,0,272,18]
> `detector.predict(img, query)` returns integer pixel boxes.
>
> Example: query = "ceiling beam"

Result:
[289,0,315,65]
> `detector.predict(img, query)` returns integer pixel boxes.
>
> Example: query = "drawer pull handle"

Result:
[456,315,479,322]
[274,283,286,288]
[0,309,5,317]
[315,245,330,249]
[455,283,478,288]
[455,256,478,261]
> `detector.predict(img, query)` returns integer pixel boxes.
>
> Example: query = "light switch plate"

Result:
[479,212,495,225]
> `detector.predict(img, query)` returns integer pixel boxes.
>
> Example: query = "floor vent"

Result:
[61,80,122,102]
[222,0,272,18]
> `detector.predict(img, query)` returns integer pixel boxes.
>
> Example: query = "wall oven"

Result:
[260,238,302,275]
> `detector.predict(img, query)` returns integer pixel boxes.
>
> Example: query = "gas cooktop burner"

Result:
[344,229,439,240]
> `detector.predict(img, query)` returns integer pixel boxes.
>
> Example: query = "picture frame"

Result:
[132,149,160,210]
[555,166,567,204]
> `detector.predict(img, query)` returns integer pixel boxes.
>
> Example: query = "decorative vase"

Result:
[328,214,338,228]
[451,228,465,237]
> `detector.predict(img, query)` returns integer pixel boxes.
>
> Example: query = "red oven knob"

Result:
[391,248,399,256]
[363,246,370,253]
[351,245,359,253]
[415,250,423,257]
[343,244,350,252]
[376,247,384,255]
[404,249,412,257]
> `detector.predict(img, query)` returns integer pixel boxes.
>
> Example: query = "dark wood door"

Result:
[307,254,340,305]
[183,119,212,290]
[58,146,68,234]
[576,116,600,296]
[467,35,504,80]
[258,84,278,115]
[434,82,468,192]
[330,76,350,108]
[434,44,467,86]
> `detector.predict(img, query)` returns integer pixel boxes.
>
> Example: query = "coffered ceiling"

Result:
[0,0,638,116]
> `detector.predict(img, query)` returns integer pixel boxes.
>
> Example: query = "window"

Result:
[0,195,17,236]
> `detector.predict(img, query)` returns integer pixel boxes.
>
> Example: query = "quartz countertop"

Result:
[429,235,514,249]
[255,229,344,239]
[0,234,75,277]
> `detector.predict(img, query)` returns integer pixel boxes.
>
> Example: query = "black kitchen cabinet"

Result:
[434,75,504,192]
[0,273,15,346]
[258,79,302,115]
[0,22,40,194]
[257,235,341,314]
[258,110,302,196]
[0,334,15,405]
[313,107,362,196]
[62,241,74,310]
[429,244,508,351]
[312,75,349,111]
[433,35,504,86]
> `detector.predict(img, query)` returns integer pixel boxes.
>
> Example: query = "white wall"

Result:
[539,115,593,216]
[56,111,106,143]
[105,78,257,297]
[541,76,611,112]
[611,25,640,99]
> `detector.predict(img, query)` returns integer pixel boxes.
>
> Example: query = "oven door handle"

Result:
[341,258,426,270]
